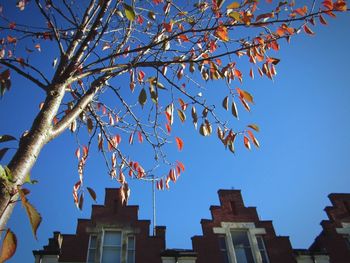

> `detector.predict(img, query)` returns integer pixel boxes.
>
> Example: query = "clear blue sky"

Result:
[1,2,350,262]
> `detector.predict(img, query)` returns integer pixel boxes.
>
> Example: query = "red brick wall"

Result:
[192,190,296,263]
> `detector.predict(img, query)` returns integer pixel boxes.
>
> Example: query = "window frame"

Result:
[126,235,136,263]
[213,222,269,263]
[100,229,123,263]
[86,235,97,263]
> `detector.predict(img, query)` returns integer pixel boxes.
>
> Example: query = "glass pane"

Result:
[256,236,264,250]
[104,231,121,246]
[128,236,135,250]
[89,236,97,249]
[231,231,251,247]
[102,248,121,263]
[127,250,135,263]
[87,249,95,263]
[235,247,255,263]
[219,236,227,250]
[261,251,269,263]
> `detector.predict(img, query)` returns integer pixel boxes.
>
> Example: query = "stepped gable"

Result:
[192,189,295,263]
[35,188,166,263]
[310,193,350,263]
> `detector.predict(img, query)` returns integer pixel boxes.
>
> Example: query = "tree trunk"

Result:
[0,85,66,231]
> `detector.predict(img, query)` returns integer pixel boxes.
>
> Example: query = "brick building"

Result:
[33,189,350,263]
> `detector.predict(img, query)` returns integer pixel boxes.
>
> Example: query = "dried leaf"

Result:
[138,88,147,107]
[0,135,16,143]
[87,118,93,134]
[191,106,198,129]
[303,24,315,35]
[87,187,97,202]
[175,137,184,151]
[231,100,239,119]
[18,189,42,239]
[177,109,186,123]
[227,2,240,9]
[222,96,229,111]
[0,229,17,262]
[247,124,260,132]
[243,136,251,150]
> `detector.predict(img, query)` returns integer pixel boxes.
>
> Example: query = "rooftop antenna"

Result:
[152,173,156,236]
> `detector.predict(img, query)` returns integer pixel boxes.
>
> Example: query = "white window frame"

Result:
[100,229,123,263]
[336,223,350,250]
[213,222,269,263]
[126,235,136,263]
[86,235,97,263]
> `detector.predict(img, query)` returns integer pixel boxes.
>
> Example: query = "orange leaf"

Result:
[176,160,185,172]
[243,136,251,150]
[175,137,184,151]
[0,229,17,262]
[215,25,229,42]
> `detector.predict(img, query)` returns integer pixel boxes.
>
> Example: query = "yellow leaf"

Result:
[215,25,229,42]
[123,3,135,21]
[228,11,241,22]
[227,2,240,9]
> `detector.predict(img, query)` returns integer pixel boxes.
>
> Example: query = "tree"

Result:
[0,0,348,260]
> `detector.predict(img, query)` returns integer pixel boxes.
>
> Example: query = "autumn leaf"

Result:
[87,187,97,202]
[138,88,147,107]
[303,24,315,35]
[247,124,260,132]
[123,3,136,21]
[0,229,17,262]
[18,188,42,239]
[175,137,184,151]
[137,131,143,143]
[236,88,254,103]
[0,135,16,143]
[243,136,251,150]
[215,25,229,42]
[227,2,240,9]
[231,100,239,119]
[222,96,229,111]
[177,109,186,123]
[176,160,185,172]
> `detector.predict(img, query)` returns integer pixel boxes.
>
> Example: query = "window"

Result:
[101,231,122,263]
[219,235,229,263]
[256,236,269,263]
[87,235,97,263]
[127,236,136,263]
[344,235,350,250]
[231,230,255,263]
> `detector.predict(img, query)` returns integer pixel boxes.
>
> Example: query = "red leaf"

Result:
[9,22,16,29]
[137,70,145,83]
[175,137,184,151]
[176,160,185,172]
[319,15,328,25]
[83,145,89,157]
[165,123,171,134]
[129,132,134,145]
[303,24,315,35]
[137,131,143,143]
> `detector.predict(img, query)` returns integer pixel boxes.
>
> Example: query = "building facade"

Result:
[33,188,350,263]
